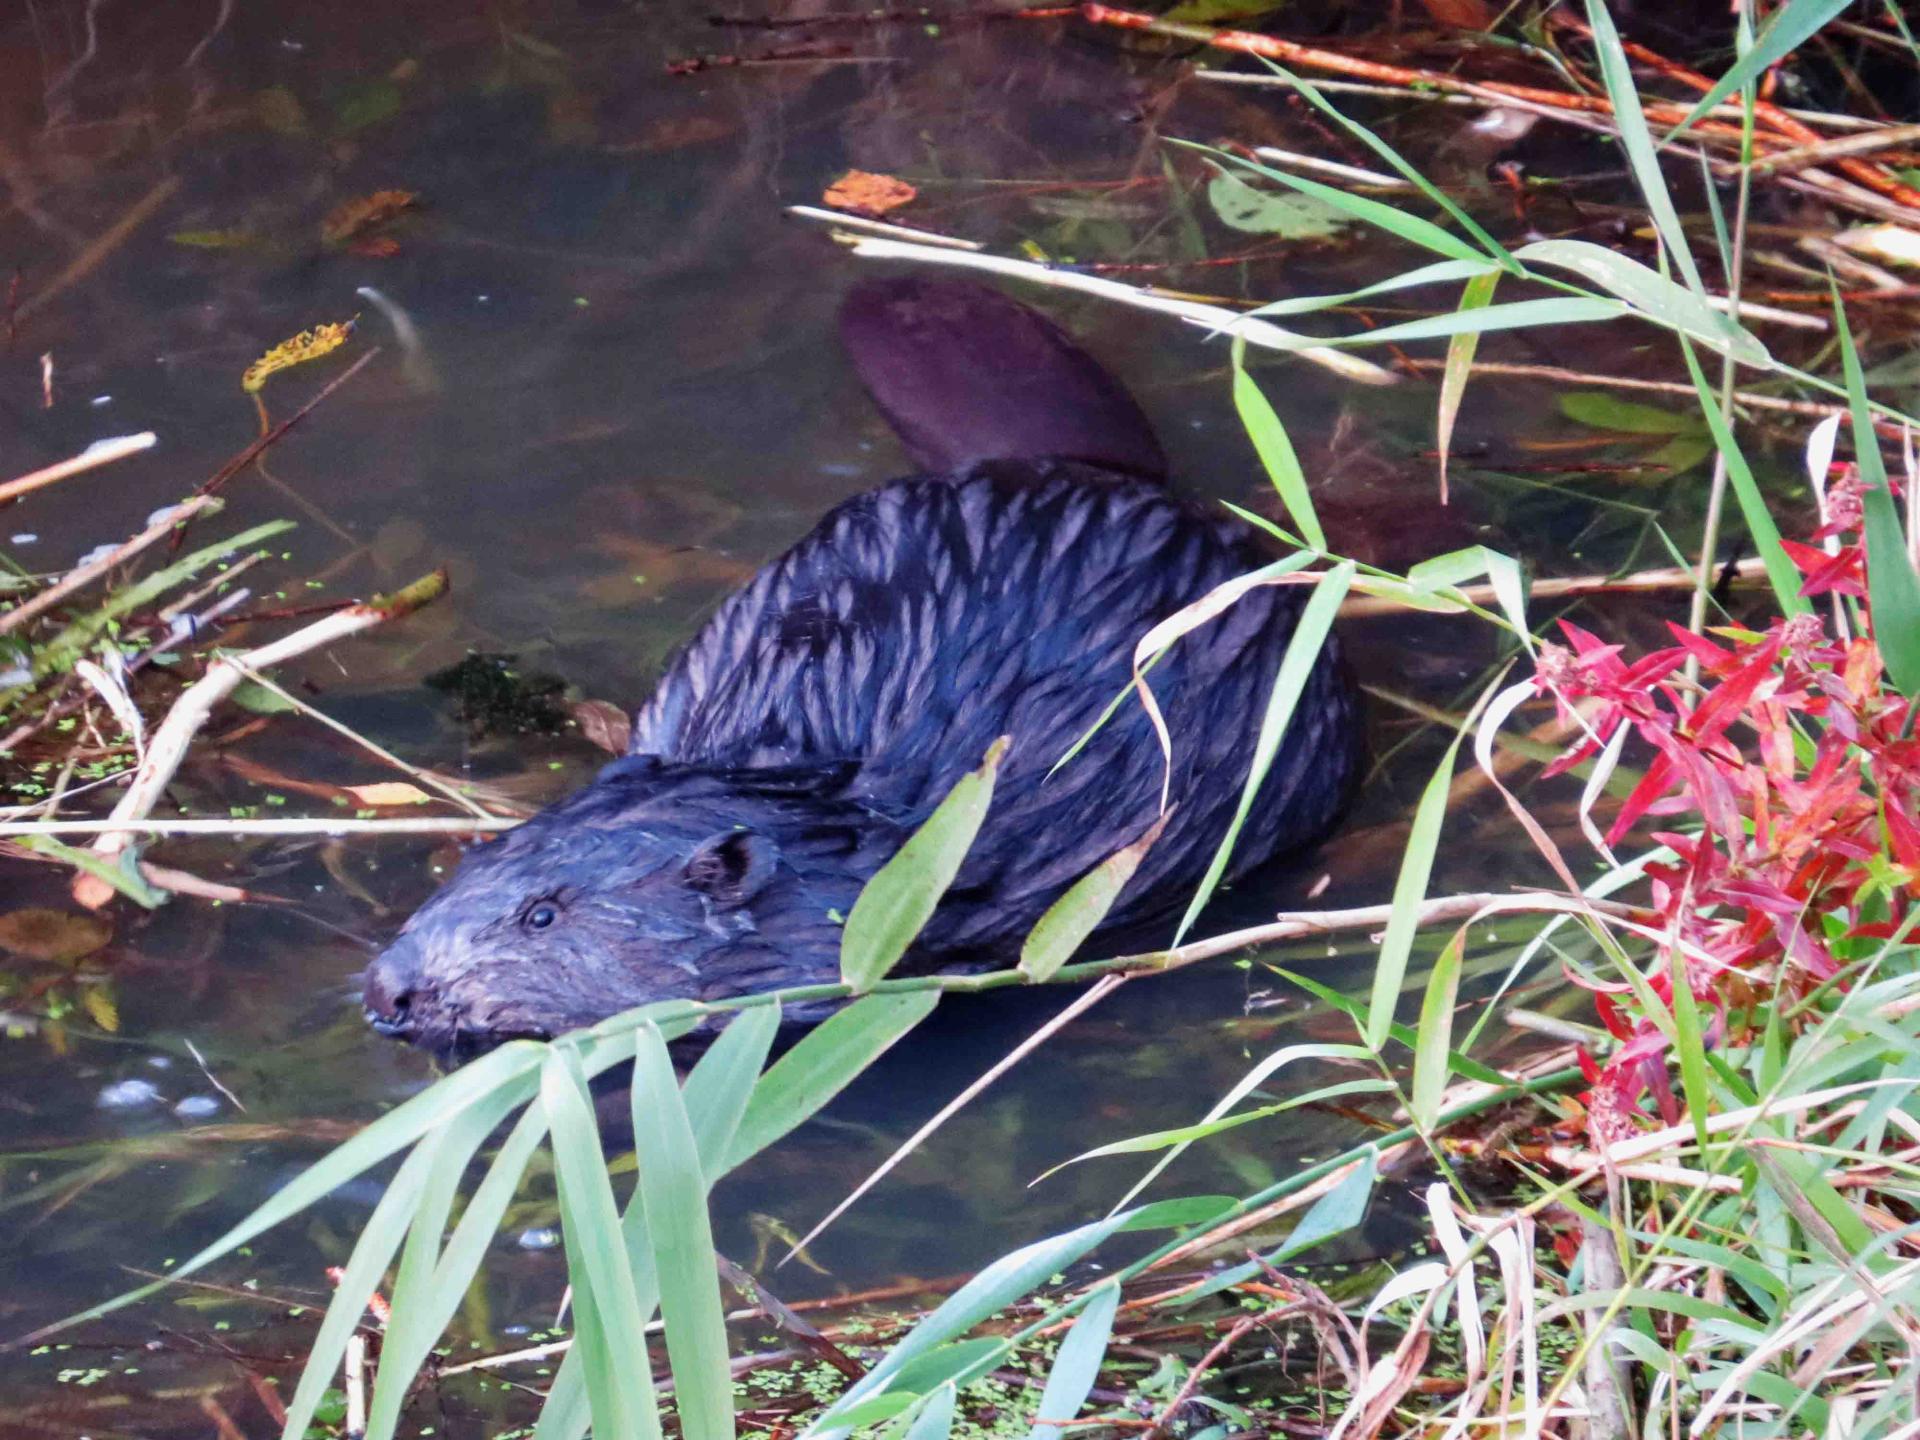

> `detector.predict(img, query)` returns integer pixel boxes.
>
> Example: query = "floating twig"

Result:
[0,432,156,507]
[0,495,222,639]
[784,204,983,250]
[70,570,450,908]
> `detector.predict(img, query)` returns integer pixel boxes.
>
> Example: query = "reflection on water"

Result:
[0,0,1786,1430]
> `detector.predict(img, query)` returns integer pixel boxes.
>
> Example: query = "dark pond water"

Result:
[0,1,1818,1433]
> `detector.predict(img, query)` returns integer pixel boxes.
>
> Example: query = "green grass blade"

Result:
[32,1040,545,1344]
[1022,1281,1119,1440]
[1677,333,1811,617]
[365,1104,551,1440]
[1271,1145,1378,1261]
[726,991,940,1171]
[1367,725,1470,1051]
[1515,240,1765,365]
[1668,939,1714,1155]
[842,737,1007,992]
[1228,69,1513,264]
[811,1215,1137,1434]
[683,1002,782,1180]
[1019,815,1166,982]
[1834,291,1920,694]
[1303,296,1626,349]
[1100,1042,1373,1211]
[631,1022,734,1440]
[1437,271,1500,500]
[1173,561,1352,945]
[1581,0,1706,296]
[280,1132,442,1440]
[1409,927,1466,1128]
[906,1385,960,1440]
[1232,346,1324,550]
[544,1049,664,1440]
[27,518,295,682]
[1194,150,1487,264]
[1251,259,1496,319]
[1665,0,1855,141]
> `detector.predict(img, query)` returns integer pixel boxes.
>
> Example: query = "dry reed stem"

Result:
[15,176,182,323]
[0,494,221,638]
[778,972,1131,1268]
[1337,557,1768,619]
[0,815,517,837]
[0,432,156,507]
[69,570,448,907]
[1396,357,1918,435]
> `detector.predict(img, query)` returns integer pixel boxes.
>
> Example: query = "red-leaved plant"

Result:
[1530,462,1915,1144]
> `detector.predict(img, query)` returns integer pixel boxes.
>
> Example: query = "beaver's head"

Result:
[362,756,877,1059]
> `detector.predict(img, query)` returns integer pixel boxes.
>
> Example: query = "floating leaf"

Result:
[1560,391,1701,435]
[229,680,300,716]
[823,170,917,216]
[254,86,308,136]
[242,321,355,394]
[322,189,418,246]
[334,80,404,135]
[1207,171,1350,239]
[0,908,111,964]
[80,984,119,1033]
[345,781,432,807]
[568,699,631,756]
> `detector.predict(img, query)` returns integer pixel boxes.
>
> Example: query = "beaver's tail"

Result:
[838,275,1167,482]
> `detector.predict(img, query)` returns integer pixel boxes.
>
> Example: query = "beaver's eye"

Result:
[525,902,559,931]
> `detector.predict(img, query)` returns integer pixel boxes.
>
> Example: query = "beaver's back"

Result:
[630,460,1357,953]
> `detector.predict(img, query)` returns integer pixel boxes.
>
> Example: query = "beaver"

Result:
[363,276,1359,1055]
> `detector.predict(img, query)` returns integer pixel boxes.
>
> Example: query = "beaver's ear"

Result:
[684,830,780,908]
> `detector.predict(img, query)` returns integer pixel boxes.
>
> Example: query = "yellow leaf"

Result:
[81,984,119,1033]
[242,320,355,393]
[345,781,432,807]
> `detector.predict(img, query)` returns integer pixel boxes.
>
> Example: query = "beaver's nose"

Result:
[364,938,422,1035]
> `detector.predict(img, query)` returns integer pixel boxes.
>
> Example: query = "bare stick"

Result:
[0,432,156,506]
[1395,357,1918,435]
[1748,121,1920,178]
[784,205,983,249]
[15,176,183,323]
[778,972,1130,1268]
[1337,558,1769,618]
[0,495,221,638]
[0,816,517,837]
[223,661,507,821]
[71,570,449,907]
[183,1037,248,1113]
[344,1332,368,1439]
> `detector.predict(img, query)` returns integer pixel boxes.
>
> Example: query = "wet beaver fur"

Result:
[363,276,1359,1055]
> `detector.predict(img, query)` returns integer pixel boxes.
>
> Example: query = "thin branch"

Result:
[70,570,450,907]
[0,432,155,506]
[0,495,221,638]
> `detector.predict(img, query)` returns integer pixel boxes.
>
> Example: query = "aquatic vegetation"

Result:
[7,0,1920,1437]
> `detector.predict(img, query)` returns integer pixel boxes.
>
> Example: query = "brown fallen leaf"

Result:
[321,188,418,246]
[568,698,632,756]
[0,908,111,964]
[823,169,916,217]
